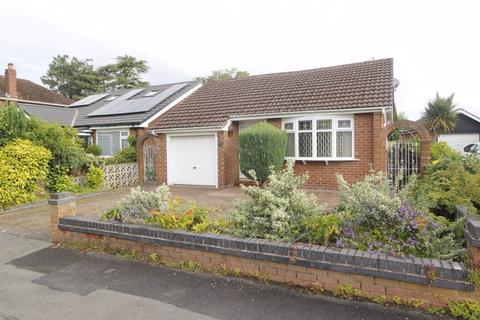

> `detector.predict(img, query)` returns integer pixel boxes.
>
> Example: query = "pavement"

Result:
[0,232,446,320]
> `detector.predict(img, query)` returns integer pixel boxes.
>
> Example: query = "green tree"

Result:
[41,55,101,100]
[422,93,458,137]
[195,68,249,83]
[0,105,29,146]
[98,55,149,91]
[42,55,150,99]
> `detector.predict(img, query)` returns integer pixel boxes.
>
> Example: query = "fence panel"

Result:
[102,162,138,189]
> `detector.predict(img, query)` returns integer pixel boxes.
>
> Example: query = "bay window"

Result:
[283,116,354,160]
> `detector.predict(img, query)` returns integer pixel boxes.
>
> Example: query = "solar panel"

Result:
[87,89,144,116]
[87,83,188,117]
[70,93,110,107]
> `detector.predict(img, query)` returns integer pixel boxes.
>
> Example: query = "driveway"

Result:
[0,232,442,320]
[0,185,339,241]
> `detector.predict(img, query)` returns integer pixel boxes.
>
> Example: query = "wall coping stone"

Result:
[58,216,475,292]
[458,205,480,246]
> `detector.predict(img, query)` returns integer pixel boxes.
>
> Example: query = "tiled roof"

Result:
[18,102,77,126]
[0,76,74,105]
[71,81,200,128]
[153,58,394,129]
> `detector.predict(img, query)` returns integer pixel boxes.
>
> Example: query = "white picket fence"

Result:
[102,162,138,189]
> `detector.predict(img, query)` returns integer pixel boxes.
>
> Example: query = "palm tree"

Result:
[422,93,458,138]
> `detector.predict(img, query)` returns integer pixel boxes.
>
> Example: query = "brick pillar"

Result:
[4,63,17,99]
[372,112,387,172]
[49,192,76,243]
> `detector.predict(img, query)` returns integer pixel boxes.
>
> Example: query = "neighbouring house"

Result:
[437,108,480,152]
[136,58,396,189]
[67,81,201,155]
[0,63,77,129]
[0,63,73,106]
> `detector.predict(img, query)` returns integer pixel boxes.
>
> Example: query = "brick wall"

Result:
[218,122,239,187]
[136,131,167,185]
[53,214,480,308]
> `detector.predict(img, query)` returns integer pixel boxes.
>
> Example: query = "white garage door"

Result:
[438,133,480,153]
[168,135,217,186]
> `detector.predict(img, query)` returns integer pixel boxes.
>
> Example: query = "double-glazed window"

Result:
[283,116,354,160]
[96,129,130,156]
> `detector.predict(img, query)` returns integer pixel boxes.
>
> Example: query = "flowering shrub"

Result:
[335,171,466,261]
[336,171,400,227]
[102,185,225,233]
[230,160,323,240]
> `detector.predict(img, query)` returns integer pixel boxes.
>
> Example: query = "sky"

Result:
[2,0,479,119]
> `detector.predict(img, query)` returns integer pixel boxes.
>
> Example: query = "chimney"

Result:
[4,63,17,99]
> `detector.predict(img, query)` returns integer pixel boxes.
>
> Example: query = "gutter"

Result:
[229,106,394,121]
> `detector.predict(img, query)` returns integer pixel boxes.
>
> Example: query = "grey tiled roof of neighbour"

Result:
[152,58,395,129]
[18,102,78,126]
[70,81,200,128]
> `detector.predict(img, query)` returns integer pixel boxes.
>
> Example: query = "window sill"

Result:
[285,157,360,162]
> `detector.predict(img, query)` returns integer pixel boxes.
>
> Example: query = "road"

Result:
[0,232,445,320]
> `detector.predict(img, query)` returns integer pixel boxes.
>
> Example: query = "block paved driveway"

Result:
[0,232,447,320]
[0,185,339,241]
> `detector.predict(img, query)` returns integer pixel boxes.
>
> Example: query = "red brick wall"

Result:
[234,113,385,189]
[136,131,167,185]
[218,122,240,187]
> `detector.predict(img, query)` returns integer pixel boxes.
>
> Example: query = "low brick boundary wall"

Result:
[458,206,480,269]
[57,216,473,292]
[50,193,480,307]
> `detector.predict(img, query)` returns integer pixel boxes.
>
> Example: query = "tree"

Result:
[422,93,458,137]
[239,122,287,182]
[41,55,101,100]
[42,55,150,99]
[98,55,149,91]
[395,111,409,121]
[195,68,249,83]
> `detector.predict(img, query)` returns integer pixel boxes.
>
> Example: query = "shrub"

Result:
[108,146,136,164]
[26,118,87,173]
[336,171,400,227]
[411,156,480,217]
[448,300,480,320]
[0,105,29,146]
[127,135,137,147]
[86,166,104,190]
[336,171,465,260]
[0,139,51,208]
[239,122,287,182]
[102,185,222,232]
[230,160,322,240]
[47,165,77,193]
[302,213,343,246]
[86,144,102,156]
[430,141,461,161]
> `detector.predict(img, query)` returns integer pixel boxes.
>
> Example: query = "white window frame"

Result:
[95,128,130,157]
[282,115,355,161]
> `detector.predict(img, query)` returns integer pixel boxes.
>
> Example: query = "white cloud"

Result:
[2,0,479,118]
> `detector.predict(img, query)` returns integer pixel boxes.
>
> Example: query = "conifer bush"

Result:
[239,122,287,182]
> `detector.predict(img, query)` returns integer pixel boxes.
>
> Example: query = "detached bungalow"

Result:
[437,108,480,153]
[139,58,396,189]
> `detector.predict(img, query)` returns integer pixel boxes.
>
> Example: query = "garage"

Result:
[167,134,217,186]
[438,133,479,153]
